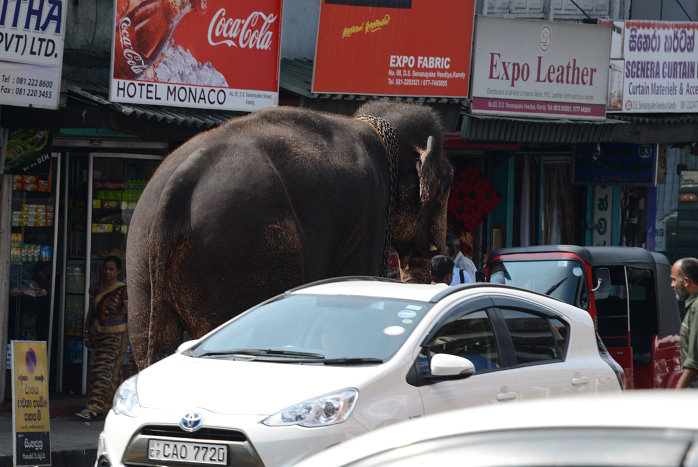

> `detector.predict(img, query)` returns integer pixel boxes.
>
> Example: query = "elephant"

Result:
[126,101,454,369]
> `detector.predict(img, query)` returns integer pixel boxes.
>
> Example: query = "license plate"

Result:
[148,439,227,465]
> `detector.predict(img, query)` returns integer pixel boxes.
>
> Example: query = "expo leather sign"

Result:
[109,0,282,111]
[312,0,475,98]
[471,16,611,120]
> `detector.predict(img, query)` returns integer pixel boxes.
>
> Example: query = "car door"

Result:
[492,297,594,399]
[413,298,520,415]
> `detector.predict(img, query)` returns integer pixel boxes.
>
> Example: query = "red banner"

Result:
[312,0,475,97]
[110,0,282,111]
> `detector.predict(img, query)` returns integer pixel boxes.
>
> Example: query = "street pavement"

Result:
[0,396,102,467]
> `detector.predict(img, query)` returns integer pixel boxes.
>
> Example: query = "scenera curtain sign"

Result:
[109,0,282,111]
[312,0,475,98]
[471,16,611,120]
[0,0,67,109]
[604,20,698,114]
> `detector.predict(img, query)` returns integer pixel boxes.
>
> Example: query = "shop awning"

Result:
[460,112,630,144]
[609,114,698,144]
[61,51,243,129]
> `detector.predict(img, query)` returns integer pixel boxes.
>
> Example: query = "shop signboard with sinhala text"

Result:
[12,341,51,467]
[312,0,475,98]
[0,0,67,109]
[109,0,282,111]
[471,16,611,120]
[603,20,698,113]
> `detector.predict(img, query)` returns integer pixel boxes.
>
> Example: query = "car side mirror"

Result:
[430,353,476,378]
[592,267,611,300]
[176,339,200,353]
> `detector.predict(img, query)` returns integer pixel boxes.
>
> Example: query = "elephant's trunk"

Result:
[398,253,433,284]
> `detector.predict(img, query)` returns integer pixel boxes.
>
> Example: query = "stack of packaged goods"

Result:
[15,244,52,262]
[10,233,22,262]
[12,174,51,192]
[12,204,54,227]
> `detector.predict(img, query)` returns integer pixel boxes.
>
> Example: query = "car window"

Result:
[489,259,586,307]
[420,310,501,373]
[501,309,568,364]
[192,294,433,361]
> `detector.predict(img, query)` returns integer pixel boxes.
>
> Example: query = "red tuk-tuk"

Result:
[487,246,682,389]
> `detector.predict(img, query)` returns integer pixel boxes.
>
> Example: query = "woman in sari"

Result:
[76,256,128,421]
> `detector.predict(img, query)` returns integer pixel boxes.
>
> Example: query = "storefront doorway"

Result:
[56,153,162,394]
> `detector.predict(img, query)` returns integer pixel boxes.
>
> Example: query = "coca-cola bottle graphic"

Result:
[114,0,207,79]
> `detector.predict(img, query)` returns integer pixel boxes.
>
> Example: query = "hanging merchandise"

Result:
[3,129,52,175]
[448,166,501,232]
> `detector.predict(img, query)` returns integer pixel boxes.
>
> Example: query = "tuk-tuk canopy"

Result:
[488,245,680,337]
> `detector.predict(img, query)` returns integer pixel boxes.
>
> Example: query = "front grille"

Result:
[122,424,264,466]
[139,425,248,442]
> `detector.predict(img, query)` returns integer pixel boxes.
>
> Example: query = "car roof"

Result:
[286,276,571,307]
[287,277,448,302]
[295,391,698,467]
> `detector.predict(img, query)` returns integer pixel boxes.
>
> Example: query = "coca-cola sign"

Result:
[109,0,282,112]
[116,17,148,77]
[207,9,278,49]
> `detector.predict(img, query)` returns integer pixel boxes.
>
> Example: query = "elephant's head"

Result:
[354,102,454,283]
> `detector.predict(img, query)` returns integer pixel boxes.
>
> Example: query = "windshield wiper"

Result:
[194,348,326,359]
[545,277,568,295]
[321,358,383,365]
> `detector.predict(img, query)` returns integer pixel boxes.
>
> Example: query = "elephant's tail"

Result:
[127,148,204,368]
[140,150,207,367]
[126,182,158,371]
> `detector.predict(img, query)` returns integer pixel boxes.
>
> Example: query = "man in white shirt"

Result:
[446,233,475,285]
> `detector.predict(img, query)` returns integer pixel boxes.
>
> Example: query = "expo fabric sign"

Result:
[605,20,698,113]
[110,0,282,111]
[0,0,66,109]
[312,0,475,98]
[12,341,50,467]
[471,16,611,120]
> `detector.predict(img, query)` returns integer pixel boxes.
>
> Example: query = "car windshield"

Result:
[489,259,585,305]
[188,294,433,363]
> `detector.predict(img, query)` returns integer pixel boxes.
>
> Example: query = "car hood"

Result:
[136,353,384,415]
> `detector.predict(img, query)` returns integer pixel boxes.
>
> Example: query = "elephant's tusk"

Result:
[429,244,438,252]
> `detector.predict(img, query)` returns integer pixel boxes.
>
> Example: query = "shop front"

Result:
[2,137,164,397]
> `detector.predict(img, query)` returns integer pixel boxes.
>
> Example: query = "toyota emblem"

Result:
[180,412,203,432]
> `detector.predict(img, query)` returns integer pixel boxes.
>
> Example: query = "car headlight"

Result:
[262,388,358,427]
[112,375,140,417]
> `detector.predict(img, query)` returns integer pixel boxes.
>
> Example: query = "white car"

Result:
[295,390,698,467]
[96,277,623,467]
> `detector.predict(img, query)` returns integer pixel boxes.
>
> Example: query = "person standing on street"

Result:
[446,233,474,285]
[431,255,454,285]
[671,257,698,389]
[76,256,129,420]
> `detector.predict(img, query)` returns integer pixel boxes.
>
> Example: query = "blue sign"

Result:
[574,143,657,186]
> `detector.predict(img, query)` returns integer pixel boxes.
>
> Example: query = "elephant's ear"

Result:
[416,136,439,205]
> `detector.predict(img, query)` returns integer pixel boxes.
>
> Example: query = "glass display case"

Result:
[8,161,59,344]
